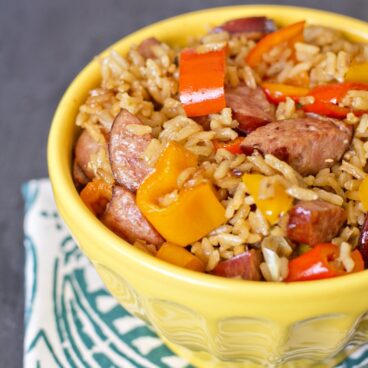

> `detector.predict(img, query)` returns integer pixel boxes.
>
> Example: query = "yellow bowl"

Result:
[48,5,368,367]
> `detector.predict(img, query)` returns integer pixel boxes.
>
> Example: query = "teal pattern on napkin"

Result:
[22,179,368,368]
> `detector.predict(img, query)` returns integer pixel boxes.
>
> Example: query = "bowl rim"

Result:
[48,4,368,299]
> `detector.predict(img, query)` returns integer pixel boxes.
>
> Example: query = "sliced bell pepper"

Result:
[288,29,304,46]
[303,82,368,118]
[213,137,244,154]
[310,82,368,102]
[156,243,205,272]
[179,47,226,117]
[242,173,293,225]
[80,179,112,217]
[358,176,368,211]
[351,249,365,273]
[286,243,364,282]
[286,243,342,282]
[136,142,226,246]
[246,21,305,68]
[345,63,368,84]
[302,99,349,118]
[261,83,310,103]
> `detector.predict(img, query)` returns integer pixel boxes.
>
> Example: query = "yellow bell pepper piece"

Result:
[242,173,293,225]
[345,63,368,83]
[157,243,205,272]
[359,176,368,211]
[137,141,226,246]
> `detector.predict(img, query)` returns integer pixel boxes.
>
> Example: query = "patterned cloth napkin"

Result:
[22,179,189,368]
[22,179,368,368]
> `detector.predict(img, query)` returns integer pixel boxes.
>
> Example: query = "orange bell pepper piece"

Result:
[157,243,205,272]
[242,173,293,225]
[303,82,368,118]
[246,21,305,67]
[345,63,368,84]
[288,29,304,46]
[136,142,226,246]
[80,179,112,216]
[179,47,226,117]
[261,83,310,103]
[213,137,244,154]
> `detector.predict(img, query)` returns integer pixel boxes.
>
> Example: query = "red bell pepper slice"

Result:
[213,137,243,154]
[351,249,365,273]
[302,100,349,118]
[287,243,340,282]
[179,47,226,117]
[303,82,368,118]
[246,21,305,68]
[286,243,364,282]
[261,83,310,103]
[261,82,368,118]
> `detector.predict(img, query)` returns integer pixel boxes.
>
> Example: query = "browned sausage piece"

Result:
[213,17,276,39]
[192,115,211,130]
[102,185,164,246]
[109,109,153,192]
[212,249,262,280]
[287,200,346,245]
[137,37,160,59]
[358,215,368,267]
[241,117,352,176]
[225,84,274,134]
[73,129,102,185]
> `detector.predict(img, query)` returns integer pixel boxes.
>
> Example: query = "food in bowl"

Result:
[72,16,368,282]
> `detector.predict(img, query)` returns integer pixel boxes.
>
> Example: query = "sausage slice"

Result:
[212,249,262,280]
[241,117,352,176]
[287,200,346,245]
[109,109,153,192]
[225,84,274,134]
[73,129,102,185]
[192,115,211,130]
[358,215,368,267]
[213,17,276,39]
[137,37,160,59]
[102,186,164,246]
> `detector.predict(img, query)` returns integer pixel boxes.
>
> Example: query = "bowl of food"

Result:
[48,5,368,367]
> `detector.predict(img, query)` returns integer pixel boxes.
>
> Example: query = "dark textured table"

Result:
[1,0,367,366]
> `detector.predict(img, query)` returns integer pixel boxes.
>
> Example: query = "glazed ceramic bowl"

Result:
[48,6,368,367]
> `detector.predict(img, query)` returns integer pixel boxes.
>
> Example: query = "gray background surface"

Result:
[1,0,367,366]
